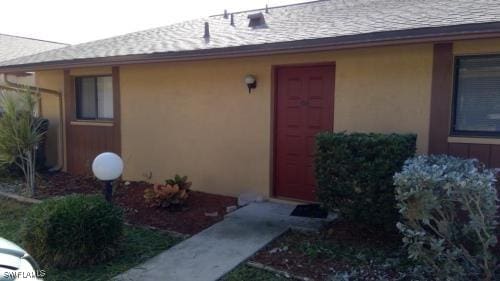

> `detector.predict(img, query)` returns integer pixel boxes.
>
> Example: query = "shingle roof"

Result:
[0,33,66,63]
[1,0,500,70]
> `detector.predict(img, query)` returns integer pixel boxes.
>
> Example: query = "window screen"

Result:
[453,56,500,135]
[76,76,113,120]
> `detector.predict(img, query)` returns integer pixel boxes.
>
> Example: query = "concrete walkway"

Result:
[114,202,334,281]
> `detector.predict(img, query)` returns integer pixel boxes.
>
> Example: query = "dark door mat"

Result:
[290,204,328,219]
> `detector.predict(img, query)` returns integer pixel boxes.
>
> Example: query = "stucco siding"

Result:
[453,38,500,55]
[332,46,432,150]
[0,74,35,86]
[37,42,438,197]
[120,61,271,196]
[119,44,434,196]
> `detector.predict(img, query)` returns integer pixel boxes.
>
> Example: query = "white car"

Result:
[0,238,42,281]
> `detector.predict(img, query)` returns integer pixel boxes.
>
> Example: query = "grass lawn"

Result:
[0,198,181,281]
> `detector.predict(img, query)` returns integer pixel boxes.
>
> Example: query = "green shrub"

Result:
[315,132,416,230]
[144,174,192,210]
[394,155,498,280]
[0,91,46,196]
[20,194,124,269]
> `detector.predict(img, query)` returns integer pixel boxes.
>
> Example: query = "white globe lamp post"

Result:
[92,152,124,202]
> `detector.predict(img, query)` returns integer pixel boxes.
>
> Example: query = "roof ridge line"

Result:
[209,0,329,17]
[0,33,68,46]
[66,17,209,48]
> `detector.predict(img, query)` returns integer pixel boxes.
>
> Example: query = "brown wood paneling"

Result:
[64,68,121,175]
[490,145,500,168]
[63,69,73,138]
[112,67,121,155]
[448,143,469,159]
[445,143,500,168]
[428,43,453,155]
[468,144,491,165]
[67,126,116,174]
[427,42,500,168]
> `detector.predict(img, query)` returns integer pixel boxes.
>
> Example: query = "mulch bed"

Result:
[37,172,237,235]
[251,220,500,280]
[115,182,237,235]
[37,172,102,198]
[250,221,408,281]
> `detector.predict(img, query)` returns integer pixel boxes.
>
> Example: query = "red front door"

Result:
[274,65,335,201]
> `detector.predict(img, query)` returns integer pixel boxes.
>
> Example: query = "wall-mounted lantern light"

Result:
[92,152,124,203]
[244,75,257,93]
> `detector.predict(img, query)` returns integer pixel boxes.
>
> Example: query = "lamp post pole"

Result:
[92,152,124,204]
[103,180,113,203]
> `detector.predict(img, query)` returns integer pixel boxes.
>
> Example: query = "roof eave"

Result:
[1,22,500,73]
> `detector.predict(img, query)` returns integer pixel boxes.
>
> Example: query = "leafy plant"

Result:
[144,174,192,209]
[315,132,416,230]
[20,194,124,269]
[166,174,192,190]
[0,90,45,196]
[394,155,498,281]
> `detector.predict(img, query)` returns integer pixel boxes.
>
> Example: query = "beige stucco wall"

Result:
[119,43,434,196]
[37,43,438,197]
[453,38,500,55]
[0,74,35,86]
[69,67,112,76]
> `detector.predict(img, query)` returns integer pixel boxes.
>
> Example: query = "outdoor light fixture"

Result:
[92,152,124,203]
[244,75,257,93]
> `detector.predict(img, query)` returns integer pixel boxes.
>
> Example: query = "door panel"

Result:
[66,125,118,175]
[274,65,335,201]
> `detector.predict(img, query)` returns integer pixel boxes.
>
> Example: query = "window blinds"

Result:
[454,56,500,134]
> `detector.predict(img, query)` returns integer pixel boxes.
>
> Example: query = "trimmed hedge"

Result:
[20,195,124,269]
[315,132,416,230]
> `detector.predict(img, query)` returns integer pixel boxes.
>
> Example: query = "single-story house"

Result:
[0,0,499,202]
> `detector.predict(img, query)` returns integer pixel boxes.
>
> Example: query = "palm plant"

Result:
[0,89,45,196]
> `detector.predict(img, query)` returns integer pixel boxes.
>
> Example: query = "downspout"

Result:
[1,73,65,172]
